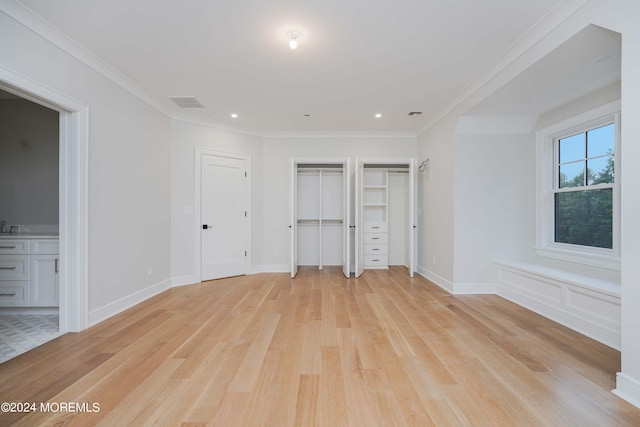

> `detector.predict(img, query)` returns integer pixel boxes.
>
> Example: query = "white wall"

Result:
[417,116,456,288]
[0,98,58,227]
[452,133,533,289]
[261,136,417,270]
[170,119,263,283]
[0,10,172,319]
[416,0,640,407]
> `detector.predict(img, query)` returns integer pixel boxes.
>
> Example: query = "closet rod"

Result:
[297,169,343,173]
[297,219,343,224]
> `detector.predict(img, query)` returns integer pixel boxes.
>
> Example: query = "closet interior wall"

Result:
[297,165,344,268]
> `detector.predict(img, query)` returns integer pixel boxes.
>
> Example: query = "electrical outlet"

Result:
[147,265,153,276]
[432,256,437,265]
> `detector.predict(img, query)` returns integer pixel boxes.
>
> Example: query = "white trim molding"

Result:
[88,279,171,327]
[417,265,454,293]
[496,261,621,349]
[614,373,640,410]
[451,282,497,295]
[0,65,89,333]
[535,100,622,271]
[1,0,172,117]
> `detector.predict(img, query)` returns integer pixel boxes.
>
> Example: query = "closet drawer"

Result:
[364,223,387,233]
[364,233,388,244]
[364,244,388,255]
[0,256,30,280]
[0,240,29,255]
[364,254,388,267]
[0,282,28,306]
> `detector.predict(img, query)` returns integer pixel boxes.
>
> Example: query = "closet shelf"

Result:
[364,185,387,189]
[364,203,387,207]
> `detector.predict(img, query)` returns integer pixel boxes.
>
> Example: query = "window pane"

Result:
[588,156,614,185]
[587,123,615,158]
[554,189,613,249]
[559,133,585,163]
[559,161,585,188]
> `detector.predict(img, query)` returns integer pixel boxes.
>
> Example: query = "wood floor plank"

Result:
[1,266,639,426]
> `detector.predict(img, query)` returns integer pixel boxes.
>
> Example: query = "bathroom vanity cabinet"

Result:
[0,237,59,307]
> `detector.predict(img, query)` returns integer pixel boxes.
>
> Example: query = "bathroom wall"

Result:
[0,93,59,229]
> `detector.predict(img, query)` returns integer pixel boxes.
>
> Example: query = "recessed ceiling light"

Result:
[230,113,238,118]
[375,113,382,119]
[287,30,300,50]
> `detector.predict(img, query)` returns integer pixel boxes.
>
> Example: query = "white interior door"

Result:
[409,159,416,277]
[201,154,247,281]
[354,158,364,277]
[342,158,351,278]
[290,158,298,278]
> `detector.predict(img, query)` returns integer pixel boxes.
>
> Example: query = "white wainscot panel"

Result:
[496,262,621,350]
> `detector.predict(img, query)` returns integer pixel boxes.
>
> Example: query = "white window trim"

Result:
[536,100,621,271]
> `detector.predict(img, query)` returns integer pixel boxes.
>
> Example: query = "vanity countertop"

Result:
[0,232,59,239]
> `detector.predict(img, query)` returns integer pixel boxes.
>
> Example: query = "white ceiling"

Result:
[19,0,574,134]
[467,25,621,118]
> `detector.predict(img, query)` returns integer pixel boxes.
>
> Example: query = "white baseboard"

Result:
[251,264,289,274]
[452,282,497,295]
[417,265,454,293]
[88,278,172,327]
[171,274,200,287]
[416,266,495,295]
[496,262,621,350]
[613,373,640,410]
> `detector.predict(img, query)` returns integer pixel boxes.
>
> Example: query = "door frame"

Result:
[290,157,350,278]
[194,148,251,282]
[355,157,417,277]
[0,66,89,333]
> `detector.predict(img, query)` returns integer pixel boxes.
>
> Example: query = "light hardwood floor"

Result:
[1,266,639,426]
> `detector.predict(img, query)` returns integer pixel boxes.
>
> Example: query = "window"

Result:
[554,123,615,249]
[536,101,620,269]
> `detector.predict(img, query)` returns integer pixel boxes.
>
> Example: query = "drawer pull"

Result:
[372,237,380,240]
[0,266,17,270]
[0,245,17,249]
[372,248,380,251]
[371,226,380,229]
[372,259,380,262]
[0,292,17,297]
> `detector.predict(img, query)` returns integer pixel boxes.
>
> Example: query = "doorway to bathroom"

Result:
[0,87,61,362]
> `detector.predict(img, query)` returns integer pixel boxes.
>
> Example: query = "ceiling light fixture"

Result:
[287,30,300,50]
[375,113,382,118]
[231,113,238,118]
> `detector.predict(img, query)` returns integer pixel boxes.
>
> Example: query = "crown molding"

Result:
[170,113,264,138]
[3,0,173,117]
[261,130,417,139]
[418,0,590,136]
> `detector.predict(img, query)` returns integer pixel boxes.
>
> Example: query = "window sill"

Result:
[536,246,620,271]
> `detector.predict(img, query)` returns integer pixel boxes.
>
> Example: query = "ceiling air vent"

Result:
[168,96,204,108]
[408,111,422,116]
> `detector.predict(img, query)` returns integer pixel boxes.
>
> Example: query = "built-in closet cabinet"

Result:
[355,159,416,278]
[290,158,350,278]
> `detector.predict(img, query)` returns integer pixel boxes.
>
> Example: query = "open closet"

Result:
[354,158,416,277]
[290,158,350,278]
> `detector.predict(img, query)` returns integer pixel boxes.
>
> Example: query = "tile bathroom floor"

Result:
[0,315,60,364]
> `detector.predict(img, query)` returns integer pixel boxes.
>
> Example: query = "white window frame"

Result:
[536,100,621,270]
